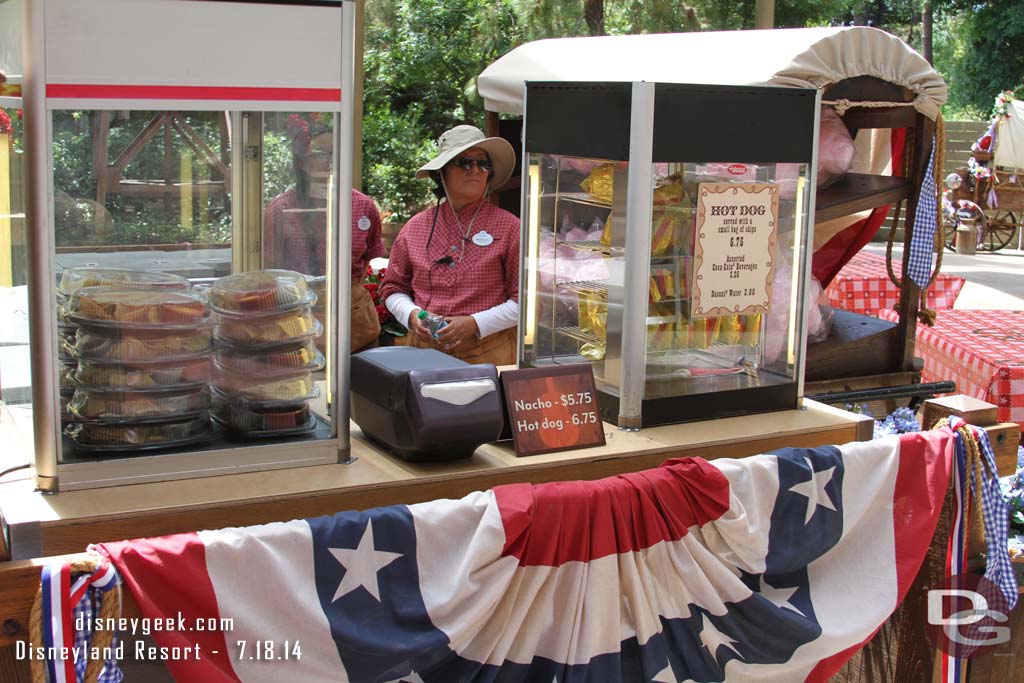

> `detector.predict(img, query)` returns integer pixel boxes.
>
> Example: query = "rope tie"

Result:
[823,98,918,116]
[30,554,122,683]
[882,113,946,327]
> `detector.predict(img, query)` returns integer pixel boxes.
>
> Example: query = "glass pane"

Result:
[50,109,336,463]
[522,153,812,400]
[522,154,615,373]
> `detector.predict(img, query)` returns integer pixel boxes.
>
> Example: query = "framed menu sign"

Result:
[501,364,606,457]
[691,182,779,318]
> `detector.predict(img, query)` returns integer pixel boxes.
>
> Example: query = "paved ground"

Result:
[862,242,1024,310]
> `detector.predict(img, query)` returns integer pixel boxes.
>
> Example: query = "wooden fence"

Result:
[877,120,988,243]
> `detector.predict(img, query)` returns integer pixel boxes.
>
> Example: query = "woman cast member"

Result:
[380,125,519,365]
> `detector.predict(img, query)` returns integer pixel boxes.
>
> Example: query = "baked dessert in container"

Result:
[66,288,210,329]
[58,267,190,296]
[67,416,210,451]
[68,386,210,422]
[214,308,321,347]
[209,269,316,316]
[211,396,315,437]
[73,357,211,390]
[212,369,318,404]
[214,339,324,375]
[71,326,212,361]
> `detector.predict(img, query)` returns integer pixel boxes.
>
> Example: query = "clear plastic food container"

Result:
[211,369,318,404]
[73,357,212,390]
[214,308,321,347]
[209,269,316,316]
[211,396,315,437]
[66,417,211,452]
[66,288,211,329]
[70,325,213,361]
[58,267,190,296]
[68,386,210,422]
[214,339,324,376]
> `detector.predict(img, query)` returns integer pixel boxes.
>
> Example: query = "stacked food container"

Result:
[208,270,324,439]
[305,275,328,357]
[59,268,214,453]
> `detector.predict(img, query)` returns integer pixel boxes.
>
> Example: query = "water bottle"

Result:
[417,309,448,339]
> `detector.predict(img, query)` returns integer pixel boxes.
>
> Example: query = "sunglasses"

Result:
[452,156,493,173]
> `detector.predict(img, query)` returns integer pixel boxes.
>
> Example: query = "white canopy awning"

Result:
[478,26,946,120]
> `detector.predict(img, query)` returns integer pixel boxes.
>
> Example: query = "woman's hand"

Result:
[436,316,479,351]
[408,309,433,342]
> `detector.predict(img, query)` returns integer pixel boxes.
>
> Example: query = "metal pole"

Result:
[335,1,355,461]
[23,0,60,492]
[618,81,655,430]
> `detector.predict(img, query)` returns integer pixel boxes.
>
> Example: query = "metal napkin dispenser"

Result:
[350,347,504,461]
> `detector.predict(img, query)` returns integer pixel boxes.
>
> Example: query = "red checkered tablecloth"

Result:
[878,308,1024,427]
[825,252,965,315]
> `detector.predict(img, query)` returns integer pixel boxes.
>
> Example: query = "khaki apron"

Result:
[351,279,381,352]
[397,326,516,366]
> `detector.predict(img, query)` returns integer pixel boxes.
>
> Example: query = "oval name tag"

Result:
[357,215,372,231]
[472,230,494,247]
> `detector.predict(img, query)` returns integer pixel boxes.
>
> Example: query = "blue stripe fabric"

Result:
[972,427,1020,610]
[908,138,938,289]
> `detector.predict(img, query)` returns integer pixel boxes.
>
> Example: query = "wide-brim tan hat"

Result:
[416,124,515,189]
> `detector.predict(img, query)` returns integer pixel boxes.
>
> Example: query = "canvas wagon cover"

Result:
[995,99,1024,170]
[477,26,946,119]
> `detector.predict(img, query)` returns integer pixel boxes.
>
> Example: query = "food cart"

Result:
[478,26,948,403]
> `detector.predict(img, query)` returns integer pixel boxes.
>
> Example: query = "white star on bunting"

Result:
[329,519,403,602]
[759,576,805,617]
[698,612,742,660]
[788,456,837,524]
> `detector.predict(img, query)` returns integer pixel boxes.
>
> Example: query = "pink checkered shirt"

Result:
[380,199,520,316]
[263,188,385,280]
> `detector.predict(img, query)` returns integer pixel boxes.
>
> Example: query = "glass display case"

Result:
[519,82,820,428]
[16,0,358,490]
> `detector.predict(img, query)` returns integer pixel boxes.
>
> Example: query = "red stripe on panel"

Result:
[46,83,341,102]
[97,534,241,683]
[495,457,732,566]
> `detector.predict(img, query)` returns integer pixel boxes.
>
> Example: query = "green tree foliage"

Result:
[946,0,1024,116]
[51,110,231,246]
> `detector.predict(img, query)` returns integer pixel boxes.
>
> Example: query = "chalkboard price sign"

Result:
[501,364,606,457]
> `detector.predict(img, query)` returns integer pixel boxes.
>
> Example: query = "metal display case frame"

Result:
[19,0,358,491]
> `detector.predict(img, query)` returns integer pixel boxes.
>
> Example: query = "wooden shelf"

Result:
[815,173,912,223]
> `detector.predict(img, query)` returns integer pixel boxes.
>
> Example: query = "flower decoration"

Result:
[362,265,406,337]
[0,108,11,135]
[993,90,1015,120]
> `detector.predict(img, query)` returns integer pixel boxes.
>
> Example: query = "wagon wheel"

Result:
[981,210,1017,251]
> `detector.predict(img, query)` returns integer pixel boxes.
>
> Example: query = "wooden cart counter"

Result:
[0,399,872,560]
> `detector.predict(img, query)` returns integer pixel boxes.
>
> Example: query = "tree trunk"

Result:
[921,0,933,64]
[584,0,604,36]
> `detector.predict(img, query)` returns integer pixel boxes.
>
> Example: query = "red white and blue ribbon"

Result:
[39,556,120,683]
[942,417,1019,682]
